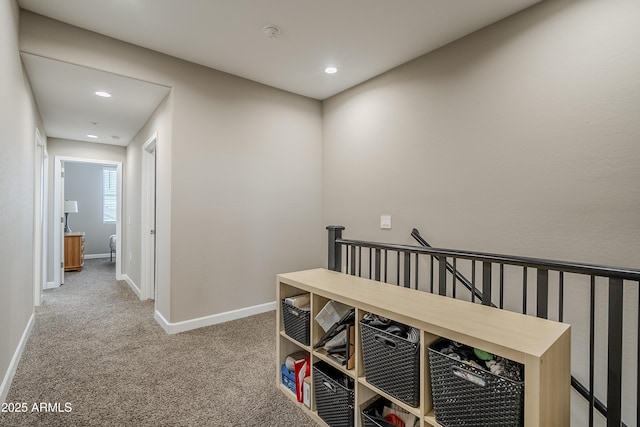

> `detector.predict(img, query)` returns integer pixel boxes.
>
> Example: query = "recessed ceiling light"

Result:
[324,67,338,74]
[86,134,98,138]
[95,91,112,98]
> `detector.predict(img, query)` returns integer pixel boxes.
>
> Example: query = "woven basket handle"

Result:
[288,308,299,317]
[322,381,336,393]
[452,366,487,387]
[373,334,397,348]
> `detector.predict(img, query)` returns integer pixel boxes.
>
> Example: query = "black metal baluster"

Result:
[482,262,492,306]
[404,252,411,288]
[559,272,564,322]
[384,250,388,283]
[471,260,476,303]
[368,248,372,279]
[499,264,504,309]
[452,258,457,299]
[350,245,356,275]
[430,256,434,293]
[374,249,381,281]
[607,277,623,427]
[522,267,528,314]
[345,245,349,275]
[396,252,400,286]
[414,253,419,290]
[589,275,595,427]
[537,269,549,319]
[439,256,447,296]
[358,247,362,277]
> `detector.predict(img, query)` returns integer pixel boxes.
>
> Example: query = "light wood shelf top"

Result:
[278,268,569,362]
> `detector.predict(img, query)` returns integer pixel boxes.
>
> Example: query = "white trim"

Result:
[84,253,112,259]
[54,159,63,285]
[45,281,59,290]
[121,274,142,300]
[0,313,34,403]
[154,301,276,335]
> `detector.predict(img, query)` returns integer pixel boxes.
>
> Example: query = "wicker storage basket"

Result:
[360,319,420,407]
[313,361,354,427]
[281,300,310,345]
[428,339,524,427]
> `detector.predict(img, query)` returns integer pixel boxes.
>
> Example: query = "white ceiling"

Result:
[18,0,542,145]
[21,53,170,146]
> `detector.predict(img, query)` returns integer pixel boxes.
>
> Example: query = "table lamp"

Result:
[64,200,78,233]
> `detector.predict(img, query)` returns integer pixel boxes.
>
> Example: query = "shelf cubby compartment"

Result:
[312,294,356,375]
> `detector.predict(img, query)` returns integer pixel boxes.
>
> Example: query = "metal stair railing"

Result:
[326,225,640,427]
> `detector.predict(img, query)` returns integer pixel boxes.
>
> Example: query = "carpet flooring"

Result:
[2,259,316,426]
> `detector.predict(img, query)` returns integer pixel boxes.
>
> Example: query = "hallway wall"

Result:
[0,0,45,402]
[323,0,640,268]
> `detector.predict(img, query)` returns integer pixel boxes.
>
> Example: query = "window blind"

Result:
[103,167,117,223]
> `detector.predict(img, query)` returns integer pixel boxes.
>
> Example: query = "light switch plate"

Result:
[380,215,392,229]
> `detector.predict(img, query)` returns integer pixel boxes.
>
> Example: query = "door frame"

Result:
[53,156,123,286]
[141,132,157,300]
[33,128,47,305]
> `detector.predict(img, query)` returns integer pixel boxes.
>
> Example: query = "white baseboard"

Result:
[155,301,276,334]
[45,281,59,289]
[121,274,142,299]
[84,253,111,259]
[1,313,34,403]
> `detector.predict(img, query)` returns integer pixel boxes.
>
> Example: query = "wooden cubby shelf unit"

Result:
[276,268,571,427]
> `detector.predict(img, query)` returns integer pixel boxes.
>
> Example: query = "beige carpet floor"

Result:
[2,259,316,427]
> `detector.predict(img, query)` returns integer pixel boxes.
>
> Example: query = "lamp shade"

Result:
[64,200,78,213]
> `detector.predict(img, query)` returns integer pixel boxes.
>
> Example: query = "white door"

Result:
[150,148,156,299]
[141,134,157,300]
[52,157,66,287]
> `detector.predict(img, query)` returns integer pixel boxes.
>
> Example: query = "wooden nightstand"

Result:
[64,232,85,272]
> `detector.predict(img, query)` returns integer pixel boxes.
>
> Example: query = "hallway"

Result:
[3,259,314,426]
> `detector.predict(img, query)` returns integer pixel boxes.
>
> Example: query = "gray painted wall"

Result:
[322,1,640,424]
[64,162,116,256]
[0,0,44,402]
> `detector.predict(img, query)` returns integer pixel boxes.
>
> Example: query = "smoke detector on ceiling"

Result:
[264,25,281,38]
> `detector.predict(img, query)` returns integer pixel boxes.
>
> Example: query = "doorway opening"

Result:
[53,156,123,286]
